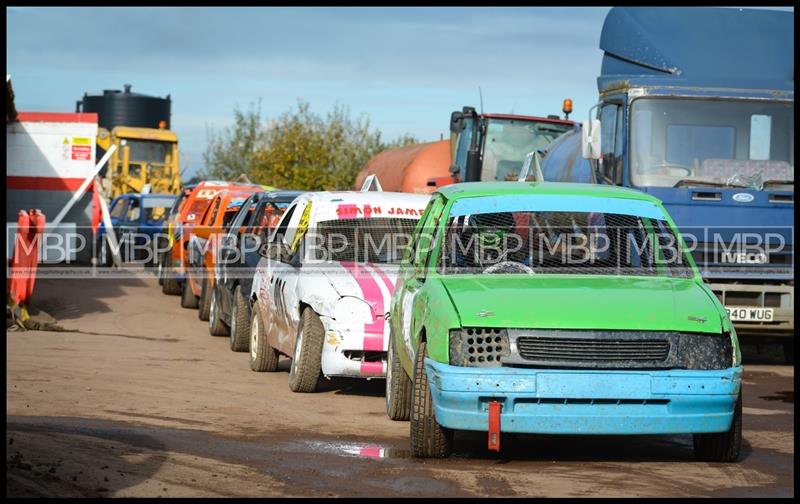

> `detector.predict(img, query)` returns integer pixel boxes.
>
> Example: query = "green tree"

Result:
[203,98,417,190]
[200,100,264,181]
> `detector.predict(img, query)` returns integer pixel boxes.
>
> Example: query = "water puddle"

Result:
[296,440,410,459]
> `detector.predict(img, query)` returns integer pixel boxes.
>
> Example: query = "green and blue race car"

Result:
[385,181,742,461]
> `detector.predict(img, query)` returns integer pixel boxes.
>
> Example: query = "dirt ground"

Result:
[6,274,795,497]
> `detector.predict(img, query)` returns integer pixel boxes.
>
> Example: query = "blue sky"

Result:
[6,6,792,179]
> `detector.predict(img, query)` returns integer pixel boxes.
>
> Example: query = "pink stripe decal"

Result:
[360,361,384,376]
[340,261,384,351]
[368,263,395,293]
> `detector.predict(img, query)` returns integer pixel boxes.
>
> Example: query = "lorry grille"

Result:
[516,337,670,362]
[690,241,793,278]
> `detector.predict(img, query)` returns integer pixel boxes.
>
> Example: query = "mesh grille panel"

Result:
[313,218,419,263]
[439,211,692,277]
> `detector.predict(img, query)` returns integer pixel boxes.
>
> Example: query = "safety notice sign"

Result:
[71,137,92,161]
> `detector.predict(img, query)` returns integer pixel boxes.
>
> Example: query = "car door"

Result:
[255,201,300,355]
[271,200,311,355]
[219,195,258,316]
[393,195,445,365]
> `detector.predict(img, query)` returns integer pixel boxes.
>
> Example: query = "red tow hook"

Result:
[488,401,502,452]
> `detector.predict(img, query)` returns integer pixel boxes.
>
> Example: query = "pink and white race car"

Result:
[249,179,430,392]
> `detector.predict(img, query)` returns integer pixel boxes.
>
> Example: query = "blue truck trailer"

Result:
[542,7,794,361]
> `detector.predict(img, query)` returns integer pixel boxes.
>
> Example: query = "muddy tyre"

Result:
[161,271,181,296]
[229,285,250,351]
[410,342,453,458]
[693,392,742,462]
[386,333,412,421]
[198,277,211,321]
[180,279,199,309]
[249,303,279,372]
[208,284,228,336]
[288,307,324,393]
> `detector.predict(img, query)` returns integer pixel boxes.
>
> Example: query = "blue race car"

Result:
[98,193,177,266]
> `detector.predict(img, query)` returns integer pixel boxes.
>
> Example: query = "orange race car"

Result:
[181,188,261,320]
[157,180,261,296]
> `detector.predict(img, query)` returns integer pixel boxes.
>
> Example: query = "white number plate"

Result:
[725,306,774,322]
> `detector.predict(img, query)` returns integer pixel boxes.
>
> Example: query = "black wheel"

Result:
[229,285,250,351]
[161,257,181,296]
[208,284,228,336]
[180,279,199,309]
[410,341,453,458]
[198,277,211,321]
[386,332,412,421]
[249,302,279,372]
[783,341,794,365]
[693,392,742,462]
[288,307,324,393]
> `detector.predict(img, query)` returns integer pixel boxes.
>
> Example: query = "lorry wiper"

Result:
[673,179,732,188]
[762,179,794,188]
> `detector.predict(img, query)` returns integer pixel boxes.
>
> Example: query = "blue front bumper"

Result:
[424,359,742,435]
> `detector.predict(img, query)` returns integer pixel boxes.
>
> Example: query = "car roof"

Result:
[297,190,429,206]
[253,189,305,202]
[293,190,431,221]
[435,181,661,204]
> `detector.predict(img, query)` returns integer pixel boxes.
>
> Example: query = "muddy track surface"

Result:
[6,276,795,497]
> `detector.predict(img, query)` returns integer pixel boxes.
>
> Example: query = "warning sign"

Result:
[71,145,92,161]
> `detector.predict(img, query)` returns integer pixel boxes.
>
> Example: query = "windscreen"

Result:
[630,98,794,190]
[125,139,173,164]
[481,118,573,182]
[439,210,693,278]
[311,217,420,264]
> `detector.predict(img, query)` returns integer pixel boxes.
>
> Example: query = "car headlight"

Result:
[449,328,510,367]
[333,296,373,323]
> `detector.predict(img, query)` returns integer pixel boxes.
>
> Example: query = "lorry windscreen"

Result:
[630,98,793,190]
[125,139,172,164]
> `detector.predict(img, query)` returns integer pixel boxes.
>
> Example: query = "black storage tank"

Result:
[77,84,171,130]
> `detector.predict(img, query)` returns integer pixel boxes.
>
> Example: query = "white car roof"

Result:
[299,191,431,222]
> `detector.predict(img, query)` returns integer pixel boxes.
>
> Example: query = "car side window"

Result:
[126,198,141,222]
[599,103,624,185]
[405,198,436,266]
[271,203,297,244]
[110,198,127,219]
[228,197,255,237]
[207,198,222,226]
[412,195,444,278]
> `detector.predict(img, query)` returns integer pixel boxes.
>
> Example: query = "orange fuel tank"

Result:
[354,140,450,194]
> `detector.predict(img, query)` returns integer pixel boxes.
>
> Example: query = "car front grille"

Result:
[516,337,670,362]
